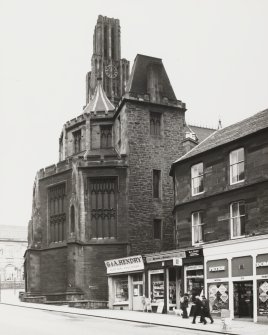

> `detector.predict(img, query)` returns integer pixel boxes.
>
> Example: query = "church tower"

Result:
[86,15,130,104]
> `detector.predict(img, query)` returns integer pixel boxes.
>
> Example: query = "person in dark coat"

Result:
[180,294,189,318]
[201,295,214,323]
[192,296,206,324]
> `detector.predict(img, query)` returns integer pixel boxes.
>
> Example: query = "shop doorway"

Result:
[132,273,144,311]
[233,281,253,318]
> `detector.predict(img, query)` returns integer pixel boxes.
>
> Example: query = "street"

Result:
[0,304,216,335]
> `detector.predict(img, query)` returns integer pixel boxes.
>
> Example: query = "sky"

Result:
[0,0,268,227]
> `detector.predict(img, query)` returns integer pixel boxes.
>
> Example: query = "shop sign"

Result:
[149,269,164,275]
[186,265,204,271]
[146,251,186,263]
[257,261,268,267]
[209,266,226,272]
[186,248,203,257]
[105,255,144,274]
[173,258,182,266]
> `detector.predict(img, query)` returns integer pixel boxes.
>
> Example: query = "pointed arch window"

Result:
[73,130,81,154]
[70,205,75,233]
[150,112,161,136]
[48,183,66,243]
[89,178,117,239]
[100,125,112,148]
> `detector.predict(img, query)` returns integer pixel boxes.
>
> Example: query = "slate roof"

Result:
[84,78,115,114]
[126,54,177,101]
[173,109,268,164]
[188,125,216,143]
[0,225,27,241]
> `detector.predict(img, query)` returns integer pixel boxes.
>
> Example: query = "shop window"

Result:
[100,125,112,148]
[48,183,66,243]
[89,178,117,239]
[258,280,268,316]
[185,266,204,302]
[153,169,161,199]
[208,283,229,316]
[230,201,246,238]
[230,148,245,184]
[150,272,164,304]
[150,112,161,136]
[192,211,204,245]
[153,219,162,239]
[191,163,204,196]
[114,277,128,302]
[73,129,81,154]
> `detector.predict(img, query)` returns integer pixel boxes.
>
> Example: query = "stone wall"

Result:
[123,100,185,254]
[174,129,268,248]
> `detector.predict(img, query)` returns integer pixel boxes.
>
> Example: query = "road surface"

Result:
[0,304,218,335]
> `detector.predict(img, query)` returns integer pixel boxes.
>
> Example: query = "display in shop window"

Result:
[152,281,164,301]
[258,280,268,316]
[208,283,229,315]
[115,277,128,302]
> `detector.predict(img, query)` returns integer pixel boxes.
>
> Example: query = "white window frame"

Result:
[229,148,245,185]
[230,201,246,239]
[191,163,204,196]
[191,211,204,245]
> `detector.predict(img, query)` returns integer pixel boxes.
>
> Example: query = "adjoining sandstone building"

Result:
[25,15,213,304]
[170,109,268,322]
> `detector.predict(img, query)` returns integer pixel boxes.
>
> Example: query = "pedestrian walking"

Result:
[192,296,206,324]
[201,295,214,324]
[180,293,189,318]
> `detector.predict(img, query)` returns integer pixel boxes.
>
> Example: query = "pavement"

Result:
[1,290,268,335]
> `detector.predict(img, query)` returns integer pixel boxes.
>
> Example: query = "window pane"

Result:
[237,148,244,162]
[232,202,238,217]
[191,163,204,195]
[238,162,245,181]
[239,202,245,216]
[240,216,246,235]
[230,148,245,184]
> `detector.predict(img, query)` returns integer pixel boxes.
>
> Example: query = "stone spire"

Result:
[84,77,115,115]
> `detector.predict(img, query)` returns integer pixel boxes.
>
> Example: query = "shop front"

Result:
[203,235,268,322]
[105,255,145,311]
[256,253,268,321]
[145,251,184,313]
[105,251,185,313]
[182,248,204,303]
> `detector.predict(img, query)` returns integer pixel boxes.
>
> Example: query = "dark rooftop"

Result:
[126,54,177,101]
[187,125,216,143]
[173,109,268,164]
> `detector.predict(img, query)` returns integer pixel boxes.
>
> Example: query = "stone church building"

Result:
[24,15,212,303]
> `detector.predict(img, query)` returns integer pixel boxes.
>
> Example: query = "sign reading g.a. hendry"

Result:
[105,255,144,274]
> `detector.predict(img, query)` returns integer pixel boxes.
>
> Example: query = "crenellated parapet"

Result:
[119,92,186,110]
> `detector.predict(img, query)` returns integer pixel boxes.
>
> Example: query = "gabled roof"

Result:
[126,54,177,101]
[188,125,216,143]
[173,109,268,165]
[84,78,115,114]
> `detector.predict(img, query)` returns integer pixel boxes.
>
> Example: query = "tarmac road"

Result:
[0,304,218,335]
